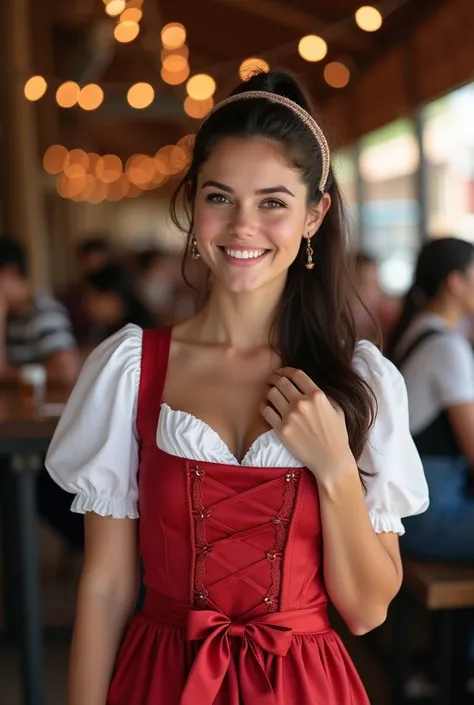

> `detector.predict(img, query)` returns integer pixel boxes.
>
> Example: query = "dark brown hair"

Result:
[387,237,474,360]
[170,70,376,478]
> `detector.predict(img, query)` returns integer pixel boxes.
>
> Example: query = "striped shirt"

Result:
[6,293,77,365]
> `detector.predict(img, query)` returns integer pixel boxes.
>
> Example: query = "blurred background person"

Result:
[0,236,79,386]
[387,237,474,561]
[84,262,156,344]
[350,252,383,342]
[59,235,113,347]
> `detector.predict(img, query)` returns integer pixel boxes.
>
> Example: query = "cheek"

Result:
[194,203,229,242]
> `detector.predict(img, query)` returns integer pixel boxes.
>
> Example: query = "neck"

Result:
[190,276,285,350]
[425,298,464,329]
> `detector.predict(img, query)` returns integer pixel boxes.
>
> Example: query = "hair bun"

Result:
[231,69,311,112]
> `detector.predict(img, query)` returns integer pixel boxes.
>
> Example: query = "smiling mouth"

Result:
[218,246,270,261]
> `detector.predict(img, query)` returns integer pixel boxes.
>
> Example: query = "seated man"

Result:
[0,236,79,386]
[0,236,83,551]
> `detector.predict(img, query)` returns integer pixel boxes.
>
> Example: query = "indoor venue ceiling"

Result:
[33,0,445,161]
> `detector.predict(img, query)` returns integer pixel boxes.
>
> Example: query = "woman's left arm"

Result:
[316,468,402,634]
[261,362,416,636]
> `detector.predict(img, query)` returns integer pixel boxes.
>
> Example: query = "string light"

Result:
[239,58,270,81]
[161,22,186,49]
[161,65,190,85]
[355,5,383,31]
[105,0,126,17]
[114,21,140,43]
[120,7,143,22]
[184,96,213,119]
[78,84,104,111]
[186,74,216,101]
[56,81,80,108]
[162,54,188,73]
[24,75,47,101]
[298,35,328,62]
[127,82,155,109]
[43,145,68,174]
[324,61,351,88]
[96,155,123,183]
[161,45,189,62]
[64,150,89,178]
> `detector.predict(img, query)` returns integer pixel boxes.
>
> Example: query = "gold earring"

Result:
[305,237,314,270]
[191,234,200,260]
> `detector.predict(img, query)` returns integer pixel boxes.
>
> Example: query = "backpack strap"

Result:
[394,328,443,370]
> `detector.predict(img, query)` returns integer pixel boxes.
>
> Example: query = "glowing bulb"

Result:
[298,35,328,62]
[120,7,143,22]
[239,58,270,81]
[161,22,186,49]
[56,81,80,108]
[186,74,216,101]
[114,21,140,43]
[127,82,155,109]
[24,75,47,101]
[43,145,68,174]
[161,65,190,85]
[105,0,126,16]
[78,84,104,111]
[355,5,383,32]
[183,96,213,119]
[162,54,188,73]
[324,62,351,88]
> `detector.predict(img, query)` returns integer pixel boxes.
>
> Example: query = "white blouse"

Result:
[45,324,429,535]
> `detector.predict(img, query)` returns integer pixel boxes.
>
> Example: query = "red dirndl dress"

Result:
[107,328,370,704]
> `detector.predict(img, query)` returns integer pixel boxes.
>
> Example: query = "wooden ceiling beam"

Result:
[210,0,371,52]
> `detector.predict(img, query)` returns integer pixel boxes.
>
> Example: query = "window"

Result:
[359,119,420,295]
[425,84,474,241]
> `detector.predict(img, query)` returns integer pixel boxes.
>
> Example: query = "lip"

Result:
[218,245,270,267]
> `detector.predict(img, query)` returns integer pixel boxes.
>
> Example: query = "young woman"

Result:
[45,71,428,705]
[387,237,474,561]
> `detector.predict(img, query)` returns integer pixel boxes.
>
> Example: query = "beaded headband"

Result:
[202,90,331,194]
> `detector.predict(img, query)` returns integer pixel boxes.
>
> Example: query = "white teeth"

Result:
[224,248,266,260]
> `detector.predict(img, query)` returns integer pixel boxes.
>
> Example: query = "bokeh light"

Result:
[161,22,186,49]
[114,21,140,43]
[298,35,328,62]
[24,75,47,101]
[186,74,216,101]
[239,58,270,81]
[183,96,214,119]
[355,5,383,31]
[161,65,190,85]
[78,84,104,111]
[56,81,80,108]
[127,82,155,109]
[43,145,68,174]
[324,62,351,88]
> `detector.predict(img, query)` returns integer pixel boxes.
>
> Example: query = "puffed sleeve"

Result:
[353,341,429,535]
[45,324,143,519]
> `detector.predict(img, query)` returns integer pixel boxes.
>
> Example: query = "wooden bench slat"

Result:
[403,558,474,610]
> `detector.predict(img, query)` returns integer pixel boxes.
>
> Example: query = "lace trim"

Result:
[189,464,211,607]
[264,470,299,612]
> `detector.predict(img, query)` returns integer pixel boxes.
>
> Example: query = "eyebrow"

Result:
[201,180,295,197]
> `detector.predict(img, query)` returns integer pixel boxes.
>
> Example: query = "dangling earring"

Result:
[191,234,200,260]
[305,237,314,270]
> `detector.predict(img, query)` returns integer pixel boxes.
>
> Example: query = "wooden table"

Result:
[0,389,67,705]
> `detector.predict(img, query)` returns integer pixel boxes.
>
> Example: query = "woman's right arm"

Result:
[68,513,139,705]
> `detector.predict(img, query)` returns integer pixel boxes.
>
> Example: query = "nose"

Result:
[228,204,258,240]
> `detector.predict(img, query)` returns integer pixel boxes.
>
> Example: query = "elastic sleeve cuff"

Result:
[70,492,139,519]
[369,512,405,535]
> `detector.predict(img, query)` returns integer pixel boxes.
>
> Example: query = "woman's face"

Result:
[193,137,330,294]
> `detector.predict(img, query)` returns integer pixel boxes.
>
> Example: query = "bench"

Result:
[391,557,474,705]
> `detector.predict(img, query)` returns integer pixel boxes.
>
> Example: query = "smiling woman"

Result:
[44,70,428,705]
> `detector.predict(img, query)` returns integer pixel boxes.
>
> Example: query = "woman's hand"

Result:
[260,367,357,484]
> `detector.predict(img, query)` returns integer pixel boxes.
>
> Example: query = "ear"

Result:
[304,193,331,237]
